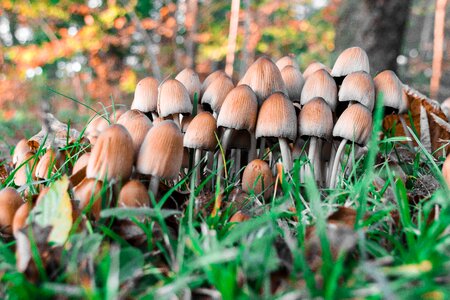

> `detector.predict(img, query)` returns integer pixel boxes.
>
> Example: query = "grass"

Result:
[1,93,450,299]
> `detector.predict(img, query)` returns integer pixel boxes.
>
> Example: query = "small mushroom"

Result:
[338,71,375,112]
[13,139,32,166]
[73,178,103,220]
[201,75,234,115]
[201,70,227,97]
[281,65,305,103]
[35,149,64,179]
[157,79,192,128]
[12,202,31,236]
[331,47,370,80]
[300,69,337,112]
[72,152,91,175]
[175,68,201,102]
[0,188,23,234]
[117,109,153,159]
[131,77,159,119]
[303,61,331,79]
[14,152,38,186]
[118,180,150,208]
[242,159,274,200]
[275,55,299,71]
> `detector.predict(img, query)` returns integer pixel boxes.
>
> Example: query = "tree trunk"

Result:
[430,0,448,99]
[334,0,412,75]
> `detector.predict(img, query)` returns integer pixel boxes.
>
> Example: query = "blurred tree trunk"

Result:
[335,0,412,75]
[185,0,198,68]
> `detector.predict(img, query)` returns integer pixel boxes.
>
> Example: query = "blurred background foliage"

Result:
[0,0,449,142]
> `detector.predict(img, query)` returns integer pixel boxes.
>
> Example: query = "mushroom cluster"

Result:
[1,47,416,235]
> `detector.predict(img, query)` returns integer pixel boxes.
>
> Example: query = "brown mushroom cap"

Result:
[117,109,153,157]
[331,47,370,77]
[443,154,450,189]
[157,79,193,118]
[118,180,150,208]
[239,56,287,105]
[201,70,228,96]
[175,68,201,102]
[0,188,23,234]
[339,71,375,111]
[85,115,109,145]
[298,97,333,140]
[229,211,251,222]
[281,65,305,103]
[184,112,217,151]
[12,202,31,235]
[14,152,38,186]
[255,92,297,141]
[300,69,337,111]
[374,70,408,113]
[242,159,274,200]
[333,103,373,146]
[86,124,134,181]
[72,152,91,175]
[276,55,299,71]
[35,149,64,179]
[201,75,234,113]
[13,139,32,166]
[73,178,103,220]
[303,61,331,79]
[217,85,258,132]
[136,120,184,179]
[131,77,159,113]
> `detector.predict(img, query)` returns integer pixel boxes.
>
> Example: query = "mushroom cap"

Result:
[331,47,370,77]
[441,98,450,121]
[175,68,201,102]
[131,77,159,113]
[72,152,91,175]
[118,180,150,208]
[255,92,297,141]
[35,149,64,179]
[14,152,38,186]
[281,65,305,103]
[184,112,217,151]
[298,97,333,140]
[242,159,274,200]
[217,85,258,132]
[0,187,23,234]
[85,115,109,145]
[300,69,337,111]
[276,55,299,71]
[303,61,331,79]
[333,103,372,145]
[201,75,234,113]
[239,56,287,105]
[86,124,134,181]
[373,70,407,113]
[157,79,193,117]
[136,120,184,179]
[12,202,31,235]
[443,154,450,189]
[201,70,228,96]
[73,178,103,220]
[339,71,375,111]
[117,109,153,157]
[13,139,31,166]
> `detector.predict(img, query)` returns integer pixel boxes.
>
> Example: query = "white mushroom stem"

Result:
[249,132,257,161]
[151,112,159,121]
[172,113,180,128]
[194,148,202,183]
[329,139,348,189]
[207,151,214,190]
[235,149,241,174]
[150,175,160,198]
[278,138,293,172]
[306,137,317,180]
[327,140,338,186]
[345,145,368,176]
[258,138,266,159]
[217,128,233,180]
[314,139,323,185]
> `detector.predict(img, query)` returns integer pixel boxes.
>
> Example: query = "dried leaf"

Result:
[31,176,73,245]
[28,113,83,150]
[420,104,432,153]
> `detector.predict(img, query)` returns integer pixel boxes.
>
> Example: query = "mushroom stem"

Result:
[207,151,214,189]
[248,132,257,162]
[399,115,414,148]
[151,112,159,121]
[329,139,348,189]
[235,149,241,174]
[345,145,368,176]
[315,139,323,185]
[258,138,266,159]
[150,175,160,198]
[172,113,180,128]
[194,148,202,184]
[217,128,233,181]
[327,141,337,186]
[278,138,293,172]
[306,137,317,180]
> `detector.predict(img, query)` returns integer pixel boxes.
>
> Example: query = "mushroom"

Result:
[14,152,38,186]
[131,77,159,120]
[175,68,201,102]
[441,98,450,122]
[72,152,91,175]
[303,61,331,79]
[239,56,287,105]
[298,97,333,184]
[157,79,192,128]
[201,70,227,97]
[281,65,305,103]
[136,120,184,197]
[338,71,375,112]
[86,124,134,182]
[13,139,32,166]
[300,69,337,112]
[183,112,217,183]
[85,114,110,145]
[443,154,450,189]
[255,92,297,171]
[242,159,274,200]
[35,149,64,179]
[118,180,150,208]
[276,55,299,71]
[329,103,372,188]
[201,75,234,115]
[117,109,153,159]
[0,187,23,234]
[12,202,31,236]
[73,178,103,220]
[331,47,370,81]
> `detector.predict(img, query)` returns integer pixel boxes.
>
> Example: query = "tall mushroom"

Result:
[175,68,201,102]
[329,103,373,188]
[131,77,159,120]
[117,109,153,159]
[338,71,375,112]
[300,69,337,112]
[136,120,184,197]
[201,70,227,97]
[201,75,234,115]
[281,65,305,103]
[331,47,370,82]
[255,92,297,172]
[157,79,192,128]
